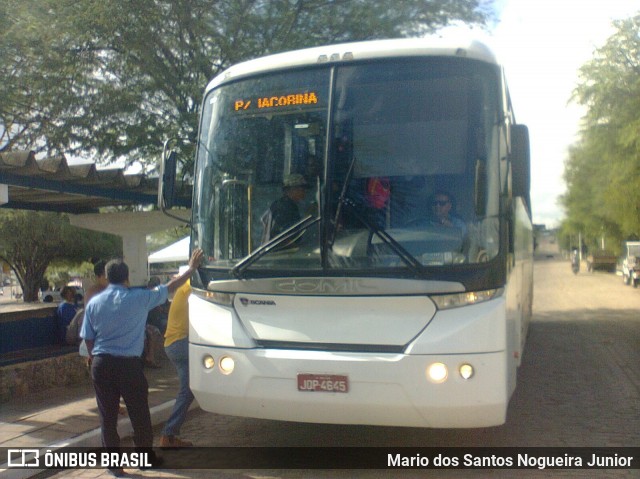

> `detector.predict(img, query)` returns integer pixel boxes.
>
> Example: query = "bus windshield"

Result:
[192,58,502,278]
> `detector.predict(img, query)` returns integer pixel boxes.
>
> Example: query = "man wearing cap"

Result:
[261,173,308,242]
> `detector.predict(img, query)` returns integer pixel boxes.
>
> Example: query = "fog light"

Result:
[459,364,474,380]
[203,355,215,370]
[219,356,235,375]
[427,362,448,383]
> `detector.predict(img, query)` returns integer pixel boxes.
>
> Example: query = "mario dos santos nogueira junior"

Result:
[387,452,635,469]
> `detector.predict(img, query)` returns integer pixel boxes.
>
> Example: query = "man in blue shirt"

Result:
[81,248,203,474]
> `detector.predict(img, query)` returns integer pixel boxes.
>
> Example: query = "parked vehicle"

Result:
[40,287,62,303]
[621,241,640,287]
[586,250,617,272]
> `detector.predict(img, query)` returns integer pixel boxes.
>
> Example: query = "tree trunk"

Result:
[12,259,49,303]
[22,278,41,302]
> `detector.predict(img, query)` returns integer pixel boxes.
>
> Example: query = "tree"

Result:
[0,210,121,302]
[562,14,640,251]
[1,0,492,174]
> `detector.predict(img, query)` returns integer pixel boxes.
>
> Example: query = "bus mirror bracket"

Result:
[159,139,178,211]
[158,138,191,225]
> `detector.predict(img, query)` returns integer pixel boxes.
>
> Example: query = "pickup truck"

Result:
[621,241,640,287]
[586,250,617,272]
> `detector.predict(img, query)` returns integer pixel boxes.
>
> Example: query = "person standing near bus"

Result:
[85,260,108,304]
[159,274,194,447]
[55,286,77,344]
[81,248,203,474]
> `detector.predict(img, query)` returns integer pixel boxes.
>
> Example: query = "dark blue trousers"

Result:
[91,355,153,449]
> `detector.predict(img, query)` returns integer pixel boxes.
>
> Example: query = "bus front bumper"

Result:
[189,344,509,428]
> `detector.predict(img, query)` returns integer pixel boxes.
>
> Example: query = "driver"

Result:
[430,190,467,237]
[260,174,309,243]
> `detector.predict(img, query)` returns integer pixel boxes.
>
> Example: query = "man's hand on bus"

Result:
[188,248,205,271]
[167,248,204,293]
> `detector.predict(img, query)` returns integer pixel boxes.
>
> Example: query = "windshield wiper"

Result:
[340,197,424,274]
[231,215,319,278]
[329,155,357,247]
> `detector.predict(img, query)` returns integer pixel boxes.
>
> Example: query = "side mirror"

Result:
[158,147,177,210]
[510,124,531,210]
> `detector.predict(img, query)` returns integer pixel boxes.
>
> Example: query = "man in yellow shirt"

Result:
[160,279,194,447]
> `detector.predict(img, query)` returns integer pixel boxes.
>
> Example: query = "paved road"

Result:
[43,255,640,478]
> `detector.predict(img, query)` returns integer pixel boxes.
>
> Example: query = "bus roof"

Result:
[207,37,499,91]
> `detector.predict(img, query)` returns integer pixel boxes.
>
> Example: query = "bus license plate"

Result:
[297,374,349,393]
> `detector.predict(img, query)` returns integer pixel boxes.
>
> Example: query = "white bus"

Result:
[161,37,533,428]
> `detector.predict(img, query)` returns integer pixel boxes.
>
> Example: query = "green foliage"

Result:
[1,0,491,174]
[0,210,121,301]
[561,14,640,253]
[44,261,94,290]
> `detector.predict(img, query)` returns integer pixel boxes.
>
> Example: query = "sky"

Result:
[462,0,640,228]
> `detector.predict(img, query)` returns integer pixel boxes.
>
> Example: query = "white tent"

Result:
[148,237,189,264]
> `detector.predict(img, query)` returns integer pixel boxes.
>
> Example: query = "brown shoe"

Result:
[160,435,193,448]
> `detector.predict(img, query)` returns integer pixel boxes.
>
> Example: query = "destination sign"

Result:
[234,91,319,111]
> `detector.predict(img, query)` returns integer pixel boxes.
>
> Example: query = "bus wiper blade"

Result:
[341,198,424,274]
[231,215,319,279]
[329,155,357,247]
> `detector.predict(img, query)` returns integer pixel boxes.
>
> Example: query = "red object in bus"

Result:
[366,177,390,209]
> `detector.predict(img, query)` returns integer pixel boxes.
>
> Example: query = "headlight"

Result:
[426,362,448,383]
[193,289,235,306]
[219,356,235,375]
[431,288,503,310]
[459,364,474,380]
[203,355,215,370]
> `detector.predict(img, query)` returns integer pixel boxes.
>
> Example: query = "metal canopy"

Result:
[0,150,191,214]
